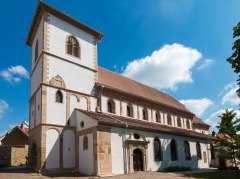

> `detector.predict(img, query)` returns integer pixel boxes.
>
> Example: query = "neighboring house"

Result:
[210,132,240,168]
[0,121,29,167]
[26,2,214,176]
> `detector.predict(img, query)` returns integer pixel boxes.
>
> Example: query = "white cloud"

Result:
[197,59,213,70]
[221,84,240,105]
[205,109,240,129]
[0,99,9,119]
[0,65,29,83]
[122,43,202,91]
[179,98,213,116]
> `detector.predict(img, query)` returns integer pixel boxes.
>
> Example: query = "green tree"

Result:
[216,109,240,167]
[227,22,240,98]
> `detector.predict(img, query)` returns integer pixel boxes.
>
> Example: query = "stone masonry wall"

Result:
[0,145,28,167]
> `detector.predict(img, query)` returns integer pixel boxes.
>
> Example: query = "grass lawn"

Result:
[187,170,240,179]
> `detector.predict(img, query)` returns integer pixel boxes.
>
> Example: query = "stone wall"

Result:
[0,145,28,167]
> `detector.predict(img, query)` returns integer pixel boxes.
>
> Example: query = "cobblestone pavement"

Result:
[0,168,217,179]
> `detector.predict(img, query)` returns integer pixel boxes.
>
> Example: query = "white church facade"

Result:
[27,2,216,176]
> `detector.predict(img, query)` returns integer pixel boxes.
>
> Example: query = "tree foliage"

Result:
[216,110,240,167]
[227,22,240,98]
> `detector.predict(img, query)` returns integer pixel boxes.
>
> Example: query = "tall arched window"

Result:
[156,112,161,123]
[184,141,191,160]
[167,114,172,125]
[107,99,115,114]
[210,144,215,159]
[154,138,162,161]
[177,117,182,127]
[127,104,133,117]
[66,36,80,58]
[142,109,148,120]
[35,39,38,62]
[196,142,202,159]
[83,135,88,150]
[170,139,178,160]
[56,90,63,103]
[186,119,190,129]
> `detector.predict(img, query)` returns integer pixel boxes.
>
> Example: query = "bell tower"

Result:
[26,1,103,172]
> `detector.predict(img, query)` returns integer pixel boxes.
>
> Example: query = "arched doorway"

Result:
[29,143,37,169]
[133,148,143,171]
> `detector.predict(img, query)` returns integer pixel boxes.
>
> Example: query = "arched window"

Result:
[35,40,38,62]
[177,117,182,127]
[66,36,80,58]
[142,109,148,120]
[127,104,133,117]
[107,99,115,113]
[196,142,202,159]
[210,144,215,159]
[184,141,191,160]
[56,90,63,103]
[83,135,88,150]
[156,112,161,123]
[170,139,178,160]
[186,119,190,129]
[167,114,172,125]
[154,138,162,161]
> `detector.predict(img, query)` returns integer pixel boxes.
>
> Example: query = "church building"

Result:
[26,2,215,176]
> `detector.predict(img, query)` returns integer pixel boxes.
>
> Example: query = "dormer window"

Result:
[66,35,80,58]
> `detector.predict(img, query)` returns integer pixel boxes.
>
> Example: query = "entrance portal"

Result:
[133,148,143,171]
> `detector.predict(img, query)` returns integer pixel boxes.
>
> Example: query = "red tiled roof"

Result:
[77,109,212,139]
[97,67,191,114]
[193,116,210,127]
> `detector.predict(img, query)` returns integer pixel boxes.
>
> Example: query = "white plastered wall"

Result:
[47,14,96,70]
[110,126,211,174]
[46,128,60,169]
[35,89,42,126]
[31,18,43,70]
[76,111,98,131]
[69,95,89,126]
[79,134,94,175]
[46,87,66,125]
[63,130,75,168]
[31,57,43,96]
[47,56,95,95]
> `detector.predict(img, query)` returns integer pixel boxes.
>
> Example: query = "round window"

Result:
[80,121,85,128]
[133,133,140,139]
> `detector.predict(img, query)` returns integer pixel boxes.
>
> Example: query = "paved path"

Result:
[0,167,218,179]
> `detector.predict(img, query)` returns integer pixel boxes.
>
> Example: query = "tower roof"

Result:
[26,2,103,46]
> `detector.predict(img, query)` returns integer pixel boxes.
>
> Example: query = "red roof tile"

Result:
[193,116,210,127]
[78,109,212,139]
[97,67,190,114]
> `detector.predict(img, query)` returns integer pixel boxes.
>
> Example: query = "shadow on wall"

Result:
[28,116,77,172]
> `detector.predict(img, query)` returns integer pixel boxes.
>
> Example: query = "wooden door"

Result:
[133,149,143,171]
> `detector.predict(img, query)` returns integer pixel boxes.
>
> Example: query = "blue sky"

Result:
[0,0,240,136]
